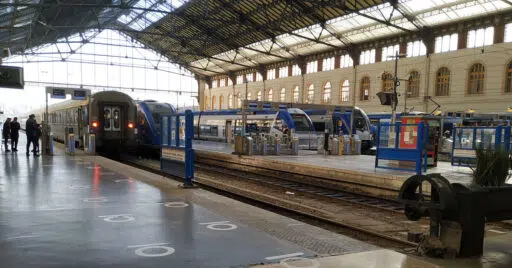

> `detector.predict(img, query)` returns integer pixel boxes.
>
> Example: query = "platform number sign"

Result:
[72,90,87,100]
[51,88,66,99]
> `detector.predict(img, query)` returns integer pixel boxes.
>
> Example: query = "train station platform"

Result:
[0,136,378,267]
[2,137,512,267]
[192,140,488,199]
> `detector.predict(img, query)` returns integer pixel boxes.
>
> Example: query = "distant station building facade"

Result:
[195,1,512,115]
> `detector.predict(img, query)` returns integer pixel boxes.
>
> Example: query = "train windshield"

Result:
[353,109,368,131]
[291,114,311,132]
[152,113,160,124]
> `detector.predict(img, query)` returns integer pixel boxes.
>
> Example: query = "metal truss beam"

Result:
[0,2,172,14]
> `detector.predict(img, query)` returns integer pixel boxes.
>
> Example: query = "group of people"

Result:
[1,114,41,156]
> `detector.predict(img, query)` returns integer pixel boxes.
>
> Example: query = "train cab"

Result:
[136,100,176,150]
[305,107,373,152]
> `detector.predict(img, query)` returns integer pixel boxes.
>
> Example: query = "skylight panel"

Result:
[117,0,182,30]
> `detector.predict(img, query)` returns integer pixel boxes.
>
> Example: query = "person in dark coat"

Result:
[25,114,39,156]
[10,117,20,152]
[2,117,11,152]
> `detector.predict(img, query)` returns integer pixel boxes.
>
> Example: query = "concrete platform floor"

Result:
[1,136,380,267]
[192,140,496,185]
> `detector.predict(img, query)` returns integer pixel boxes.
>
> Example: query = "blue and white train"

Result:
[136,101,318,153]
[192,108,317,150]
[136,100,176,152]
[305,107,374,153]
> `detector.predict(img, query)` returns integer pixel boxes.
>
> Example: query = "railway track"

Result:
[121,155,420,249]
[195,163,405,213]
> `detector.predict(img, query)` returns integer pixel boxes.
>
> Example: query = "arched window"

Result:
[228,93,233,108]
[267,89,273,101]
[435,67,450,96]
[257,91,262,101]
[293,86,300,103]
[306,84,314,104]
[322,82,331,104]
[506,60,512,93]
[360,77,370,101]
[219,95,224,109]
[467,63,485,94]
[280,88,286,101]
[247,92,252,100]
[237,93,242,108]
[211,96,216,109]
[407,71,420,98]
[382,72,394,92]
[340,80,350,103]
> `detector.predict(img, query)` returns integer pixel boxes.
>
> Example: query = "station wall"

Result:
[202,42,512,114]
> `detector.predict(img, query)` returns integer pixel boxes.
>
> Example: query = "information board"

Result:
[0,65,24,89]
[160,110,195,187]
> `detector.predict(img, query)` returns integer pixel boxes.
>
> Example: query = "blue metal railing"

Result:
[451,125,511,167]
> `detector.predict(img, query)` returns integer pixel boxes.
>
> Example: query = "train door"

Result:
[225,120,232,142]
[103,105,123,140]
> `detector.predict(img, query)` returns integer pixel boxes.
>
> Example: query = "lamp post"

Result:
[388,51,407,125]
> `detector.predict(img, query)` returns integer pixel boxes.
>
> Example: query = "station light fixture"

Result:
[507,107,512,113]
[128,122,134,129]
[92,121,99,128]
[467,108,475,114]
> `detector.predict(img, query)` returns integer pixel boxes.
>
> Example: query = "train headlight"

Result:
[92,121,99,128]
[128,122,134,129]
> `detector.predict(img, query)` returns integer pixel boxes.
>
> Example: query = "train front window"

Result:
[313,122,325,132]
[291,114,311,132]
[152,113,161,124]
[112,107,121,130]
[353,110,368,131]
[113,110,120,128]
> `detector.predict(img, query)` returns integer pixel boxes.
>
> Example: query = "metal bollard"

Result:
[244,136,253,155]
[292,137,299,155]
[87,134,96,155]
[47,133,54,156]
[275,137,281,155]
[262,136,267,155]
[67,133,75,155]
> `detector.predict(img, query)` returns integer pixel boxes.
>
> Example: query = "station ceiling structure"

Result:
[1,0,512,77]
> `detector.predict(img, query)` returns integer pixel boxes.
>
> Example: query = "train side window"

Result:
[210,126,218,137]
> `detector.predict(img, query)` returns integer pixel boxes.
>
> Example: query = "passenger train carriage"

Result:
[192,108,317,150]
[25,91,137,152]
[305,107,374,153]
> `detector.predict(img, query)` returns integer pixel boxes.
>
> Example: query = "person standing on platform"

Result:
[25,114,39,156]
[2,117,11,152]
[10,117,20,152]
[323,129,329,156]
